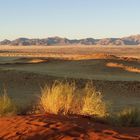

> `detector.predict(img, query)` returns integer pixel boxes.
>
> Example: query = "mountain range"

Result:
[1,35,140,46]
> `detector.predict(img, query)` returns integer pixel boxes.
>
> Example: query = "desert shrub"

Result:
[81,83,107,117]
[40,81,108,117]
[117,107,140,127]
[40,81,76,115]
[0,89,17,116]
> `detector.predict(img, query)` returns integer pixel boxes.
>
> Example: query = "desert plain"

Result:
[0,45,140,140]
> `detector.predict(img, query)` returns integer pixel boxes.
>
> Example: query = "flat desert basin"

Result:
[0,45,140,139]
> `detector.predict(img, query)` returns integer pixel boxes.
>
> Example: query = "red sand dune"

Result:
[0,114,140,140]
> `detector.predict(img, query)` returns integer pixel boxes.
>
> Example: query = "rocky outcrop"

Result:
[0,39,11,45]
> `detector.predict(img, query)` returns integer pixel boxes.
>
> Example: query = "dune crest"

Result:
[106,62,140,73]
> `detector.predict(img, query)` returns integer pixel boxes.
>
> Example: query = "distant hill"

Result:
[1,35,140,46]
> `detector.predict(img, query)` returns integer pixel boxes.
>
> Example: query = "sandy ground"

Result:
[0,46,140,139]
[0,114,140,140]
[0,55,140,81]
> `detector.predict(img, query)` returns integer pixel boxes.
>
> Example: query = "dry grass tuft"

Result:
[108,107,140,127]
[117,107,140,127]
[40,81,76,115]
[0,89,17,116]
[40,81,108,118]
[81,83,107,117]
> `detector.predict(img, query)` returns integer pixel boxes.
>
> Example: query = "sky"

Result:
[0,0,140,40]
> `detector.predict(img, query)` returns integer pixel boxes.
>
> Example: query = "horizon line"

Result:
[1,34,140,41]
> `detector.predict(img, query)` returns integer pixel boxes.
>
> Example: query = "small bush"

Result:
[40,81,108,118]
[0,89,17,116]
[117,107,140,127]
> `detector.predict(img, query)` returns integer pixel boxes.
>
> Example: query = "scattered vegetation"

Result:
[40,81,108,118]
[1,81,140,127]
[40,81,140,126]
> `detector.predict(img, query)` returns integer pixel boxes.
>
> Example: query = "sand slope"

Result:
[0,114,140,140]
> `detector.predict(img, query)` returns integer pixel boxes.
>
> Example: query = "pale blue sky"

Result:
[0,0,140,40]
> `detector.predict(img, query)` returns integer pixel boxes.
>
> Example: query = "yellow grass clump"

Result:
[40,81,108,118]
[81,83,107,117]
[40,81,75,115]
